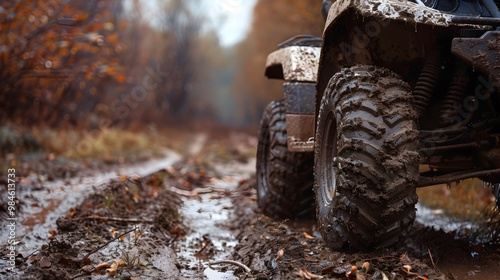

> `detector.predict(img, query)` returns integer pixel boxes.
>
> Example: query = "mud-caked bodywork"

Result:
[265,44,321,152]
[258,0,500,251]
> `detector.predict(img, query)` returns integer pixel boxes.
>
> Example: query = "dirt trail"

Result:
[1,150,182,256]
[2,133,500,279]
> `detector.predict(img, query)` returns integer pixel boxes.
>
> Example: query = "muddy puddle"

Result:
[416,203,475,233]
[175,159,255,280]
[414,203,500,280]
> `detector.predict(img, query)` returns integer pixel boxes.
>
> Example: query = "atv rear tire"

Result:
[315,66,420,251]
[257,100,314,219]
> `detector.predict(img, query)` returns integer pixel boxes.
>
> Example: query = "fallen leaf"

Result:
[66,210,76,219]
[275,248,285,262]
[95,262,109,270]
[119,175,128,181]
[224,176,235,183]
[346,265,358,277]
[403,265,412,273]
[91,214,104,222]
[194,241,209,260]
[170,226,183,235]
[303,232,315,239]
[361,262,370,273]
[166,167,176,175]
[117,259,126,266]
[27,254,39,264]
[297,267,324,279]
[81,265,94,273]
[49,229,57,236]
[107,261,118,276]
[39,256,52,268]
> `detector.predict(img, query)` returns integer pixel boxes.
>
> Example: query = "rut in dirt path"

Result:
[174,159,256,279]
[1,150,182,258]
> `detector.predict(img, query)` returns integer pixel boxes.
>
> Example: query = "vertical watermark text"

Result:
[5,168,18,272]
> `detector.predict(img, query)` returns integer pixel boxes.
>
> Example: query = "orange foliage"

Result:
[0,0,125,126]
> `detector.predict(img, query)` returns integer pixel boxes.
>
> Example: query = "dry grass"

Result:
[1,124,258,163]
[29,126,169,160]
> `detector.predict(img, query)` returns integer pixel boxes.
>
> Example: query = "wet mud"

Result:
[2,133,500,279]
[230,178,500,280]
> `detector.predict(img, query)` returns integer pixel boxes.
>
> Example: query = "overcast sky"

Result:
[130,0,257,47]
[196,0,257,46]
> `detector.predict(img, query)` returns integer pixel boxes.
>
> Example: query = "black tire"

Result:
[493,183,500,209]
[314,66,420,251]
[256,100,314,219]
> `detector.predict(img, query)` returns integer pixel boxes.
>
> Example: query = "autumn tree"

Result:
[158,0,202,120]
[104,0,210,126]
[0,0,125,127]
[232,0,325,124]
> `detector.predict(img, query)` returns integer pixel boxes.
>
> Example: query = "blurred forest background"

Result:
[1,0,497,228]
[0,0,323,157]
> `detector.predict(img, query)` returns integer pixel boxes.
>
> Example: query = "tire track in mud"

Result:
[2,132,260,280]
[1,151,186,279]
[175,160,256,279]
[0,150,182,258]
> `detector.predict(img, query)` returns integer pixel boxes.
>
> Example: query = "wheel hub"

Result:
[321,111,338,204]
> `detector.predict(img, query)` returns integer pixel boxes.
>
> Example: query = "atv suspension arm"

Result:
[418,168,500,187]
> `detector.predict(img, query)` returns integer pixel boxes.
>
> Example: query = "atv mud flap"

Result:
[284,82,315,152]
[452,31,500,92]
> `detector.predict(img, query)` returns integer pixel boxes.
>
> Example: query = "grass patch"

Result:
[0,124,173,160]
[1,123,258,172]
[33,127,166,160]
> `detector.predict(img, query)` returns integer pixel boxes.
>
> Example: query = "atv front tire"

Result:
[257,100,314,219]
[315,66,420,251]
[493,183,500,208]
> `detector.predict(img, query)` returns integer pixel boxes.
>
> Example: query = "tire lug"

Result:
[333,157,340,168]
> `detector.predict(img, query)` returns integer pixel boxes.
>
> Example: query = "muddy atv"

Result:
[256,0,500,251]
